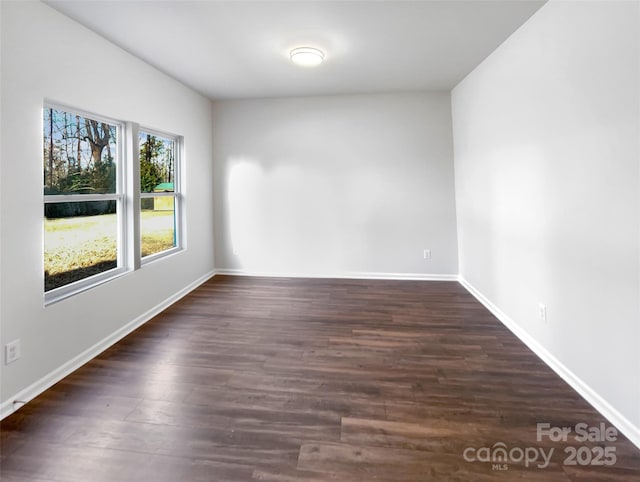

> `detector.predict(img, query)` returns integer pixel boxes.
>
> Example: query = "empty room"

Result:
[1,0,639,480]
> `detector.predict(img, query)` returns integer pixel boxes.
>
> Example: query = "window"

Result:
[43,105,183,303]
[44,107,125,298]
[139,130,181,261]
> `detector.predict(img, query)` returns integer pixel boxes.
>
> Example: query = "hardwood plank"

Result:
[297,441,570,481]
[1,439,253,482]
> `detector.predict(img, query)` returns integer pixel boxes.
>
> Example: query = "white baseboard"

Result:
[214,268,458,282]
[459,276,640,451]
[0,270,215,421]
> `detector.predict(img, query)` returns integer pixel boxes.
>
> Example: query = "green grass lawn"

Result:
[45,210,175,291]
[140,210,176,257]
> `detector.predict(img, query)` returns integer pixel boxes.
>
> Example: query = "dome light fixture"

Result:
[290,47,325,67]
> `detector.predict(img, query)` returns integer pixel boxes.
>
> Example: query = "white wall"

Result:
[452,0,639,441]
[213,93,458,278]
[0,1,215,411]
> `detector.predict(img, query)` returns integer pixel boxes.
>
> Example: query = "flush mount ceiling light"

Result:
[290,47,325,67]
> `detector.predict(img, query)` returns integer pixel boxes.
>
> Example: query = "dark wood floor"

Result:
[1,276,639,481]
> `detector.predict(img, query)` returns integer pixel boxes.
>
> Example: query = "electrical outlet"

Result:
[539,303,547,323]
[423,249,431,260]
[5,339,21,365]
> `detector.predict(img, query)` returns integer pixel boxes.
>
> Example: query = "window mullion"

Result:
[140,192,175,198]
[126,122,141,271]
[44,193,120,203]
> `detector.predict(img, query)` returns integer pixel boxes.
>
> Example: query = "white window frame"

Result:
[137,127,183,265]
[43,107,185,305]
[44,104,128,305]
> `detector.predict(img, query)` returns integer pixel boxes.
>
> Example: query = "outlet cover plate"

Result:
[5,339,21,365]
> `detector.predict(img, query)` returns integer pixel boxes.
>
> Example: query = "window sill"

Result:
[44,267,128,307]
[141,246,183,266]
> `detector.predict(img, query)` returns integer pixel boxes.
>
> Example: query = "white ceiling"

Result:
[46,0,546,100]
